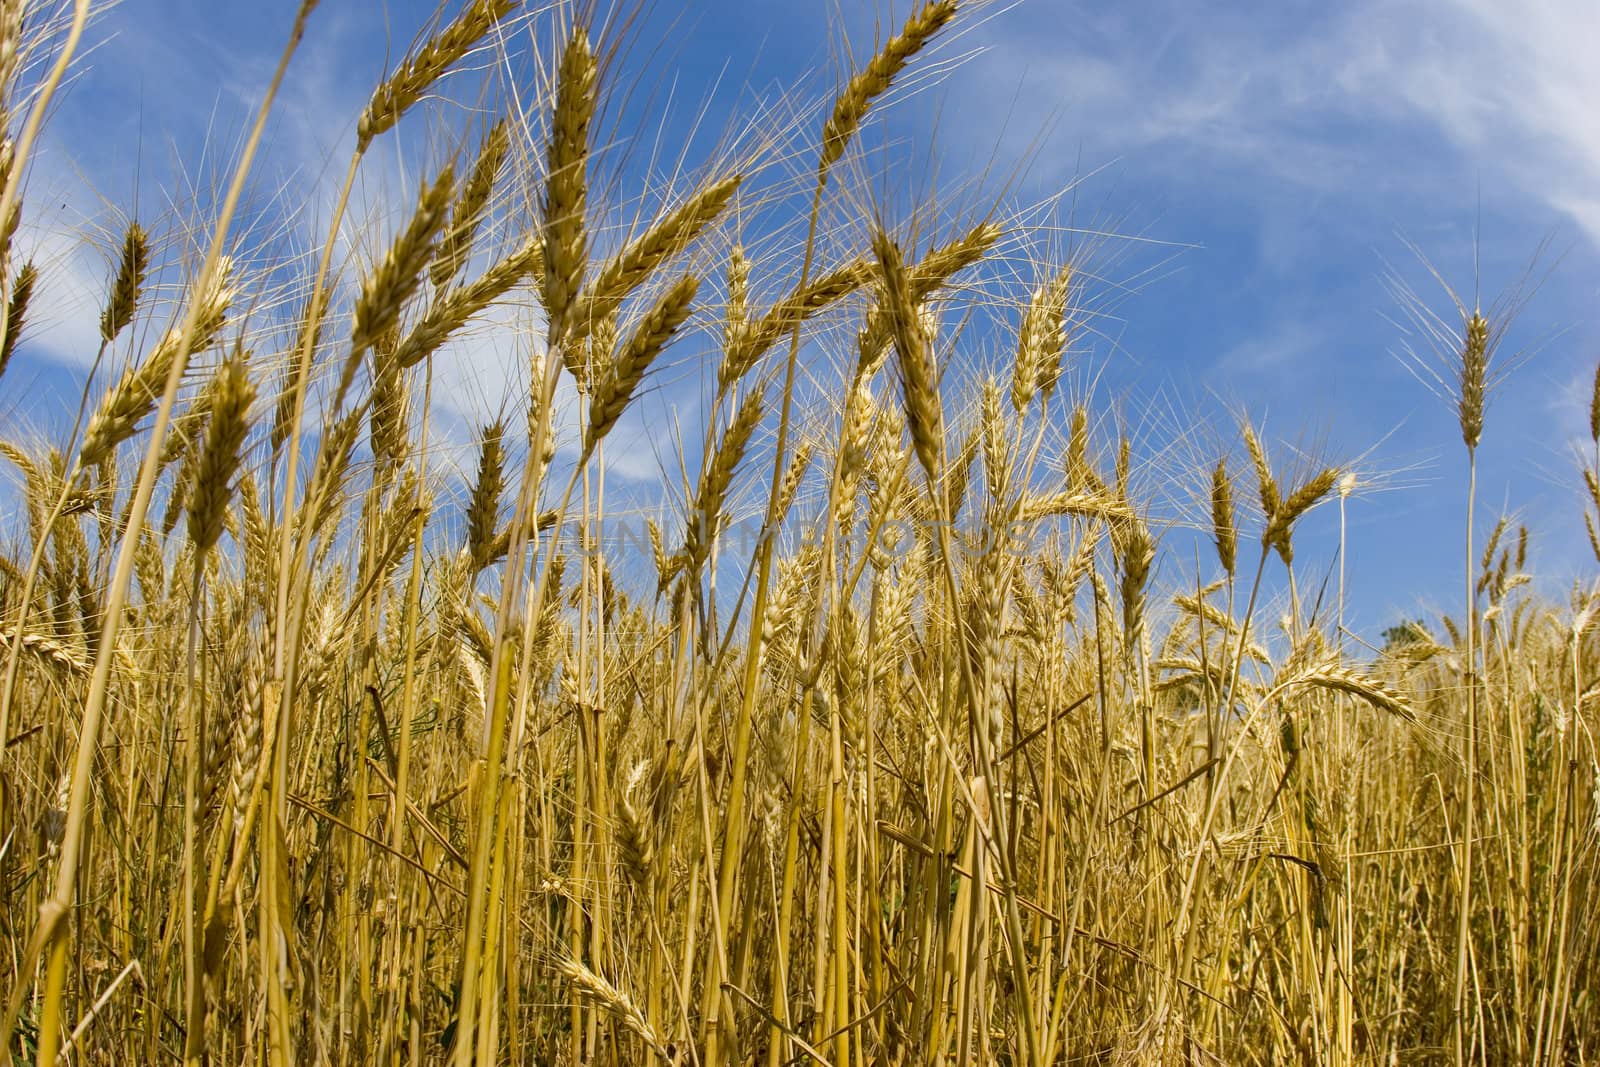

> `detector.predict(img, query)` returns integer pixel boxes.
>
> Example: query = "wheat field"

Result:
[0,1,1596,1064]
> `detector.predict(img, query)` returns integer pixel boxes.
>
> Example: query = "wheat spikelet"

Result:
[1210,458,1237,577]
[466,420,505,572]
[542,25,597,343]
[1267,467,1337,565]
[1172,591,1268,661]
[856,221,1001,380]
[187,350,255,556]
[1114,516,1154,642]
[100,222,148,345]
[302,407,362,536]
[0,258,32,378]
[819,0,958,175]
[1016,491,1130,525]
[0,439,41,532]
[645,517,679,595]
[0,1,23,99]
[1242,423,1279,530]
[687,386,764,575]
[0,138,17,266]
[0,627,87,675]
[570,173,741,344]
[1291,660,1417,722]
[350,164,455,355]
[585,274,698,450]
[1063,405,1104,496]
[720,258,869,391]
[980,377,1009,504]
[1588,359,1600,444]
[431,120,509,289]
[724,243,749,345]
[613,764,654,889]
[356,0,515,150]
[368,334,409,468]
[133,524,166,609]
[238,471,272,600]
[81,259,236,470]
[1458,310,1488,451]
[555,956,671,1057]
[774,438,814,530]
[226,655,265,837]
[873,230,944,491]
[834,389,876,537]
[395,237,542,370]
[1012,264,1071,412]
[941,419,980,525]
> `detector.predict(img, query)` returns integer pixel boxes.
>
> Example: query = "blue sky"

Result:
[4,0,1597,639]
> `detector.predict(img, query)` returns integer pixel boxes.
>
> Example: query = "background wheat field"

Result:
[0,1,1596,1064]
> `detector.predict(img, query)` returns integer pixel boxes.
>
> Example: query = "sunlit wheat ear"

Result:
[556,956,671,1058]
[80,259,236,471]
[466,420,505,573]
[1242,422,1279,525]
[431,120,509,290]
[686,387,764,576]
[100,223,148,346]
[0,258,31,377]
[773,437,815,529]
[356,0,515,151]
[570,173,741,346]
[1016,491,1131,525]
[1267,467,1338,566]
[1458,310,1488,451]
[723,244,749,342]
[872,229,943,490]
[584,274,698,451]
[368,335,409,469]
[614,770,655,889]
[542,25,597,346]
[1063,405,1104,496]
[1285,659,1417,723]
[350,164,455,356]
[857,221,1002,379]
[834,391,876,537]
[819,0,958,176]
[719,258,869,392]
[394,237,542,372]
[1012,264,1071,412]
[1588,360,1600,445]
[1114,515,1154,640]
[0,2,22,97]
[187,350,254,557]
[0,629,86,676]
[1210,458,1237,578]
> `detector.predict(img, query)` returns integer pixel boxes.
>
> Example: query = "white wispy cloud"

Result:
[973,0,1600,245]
